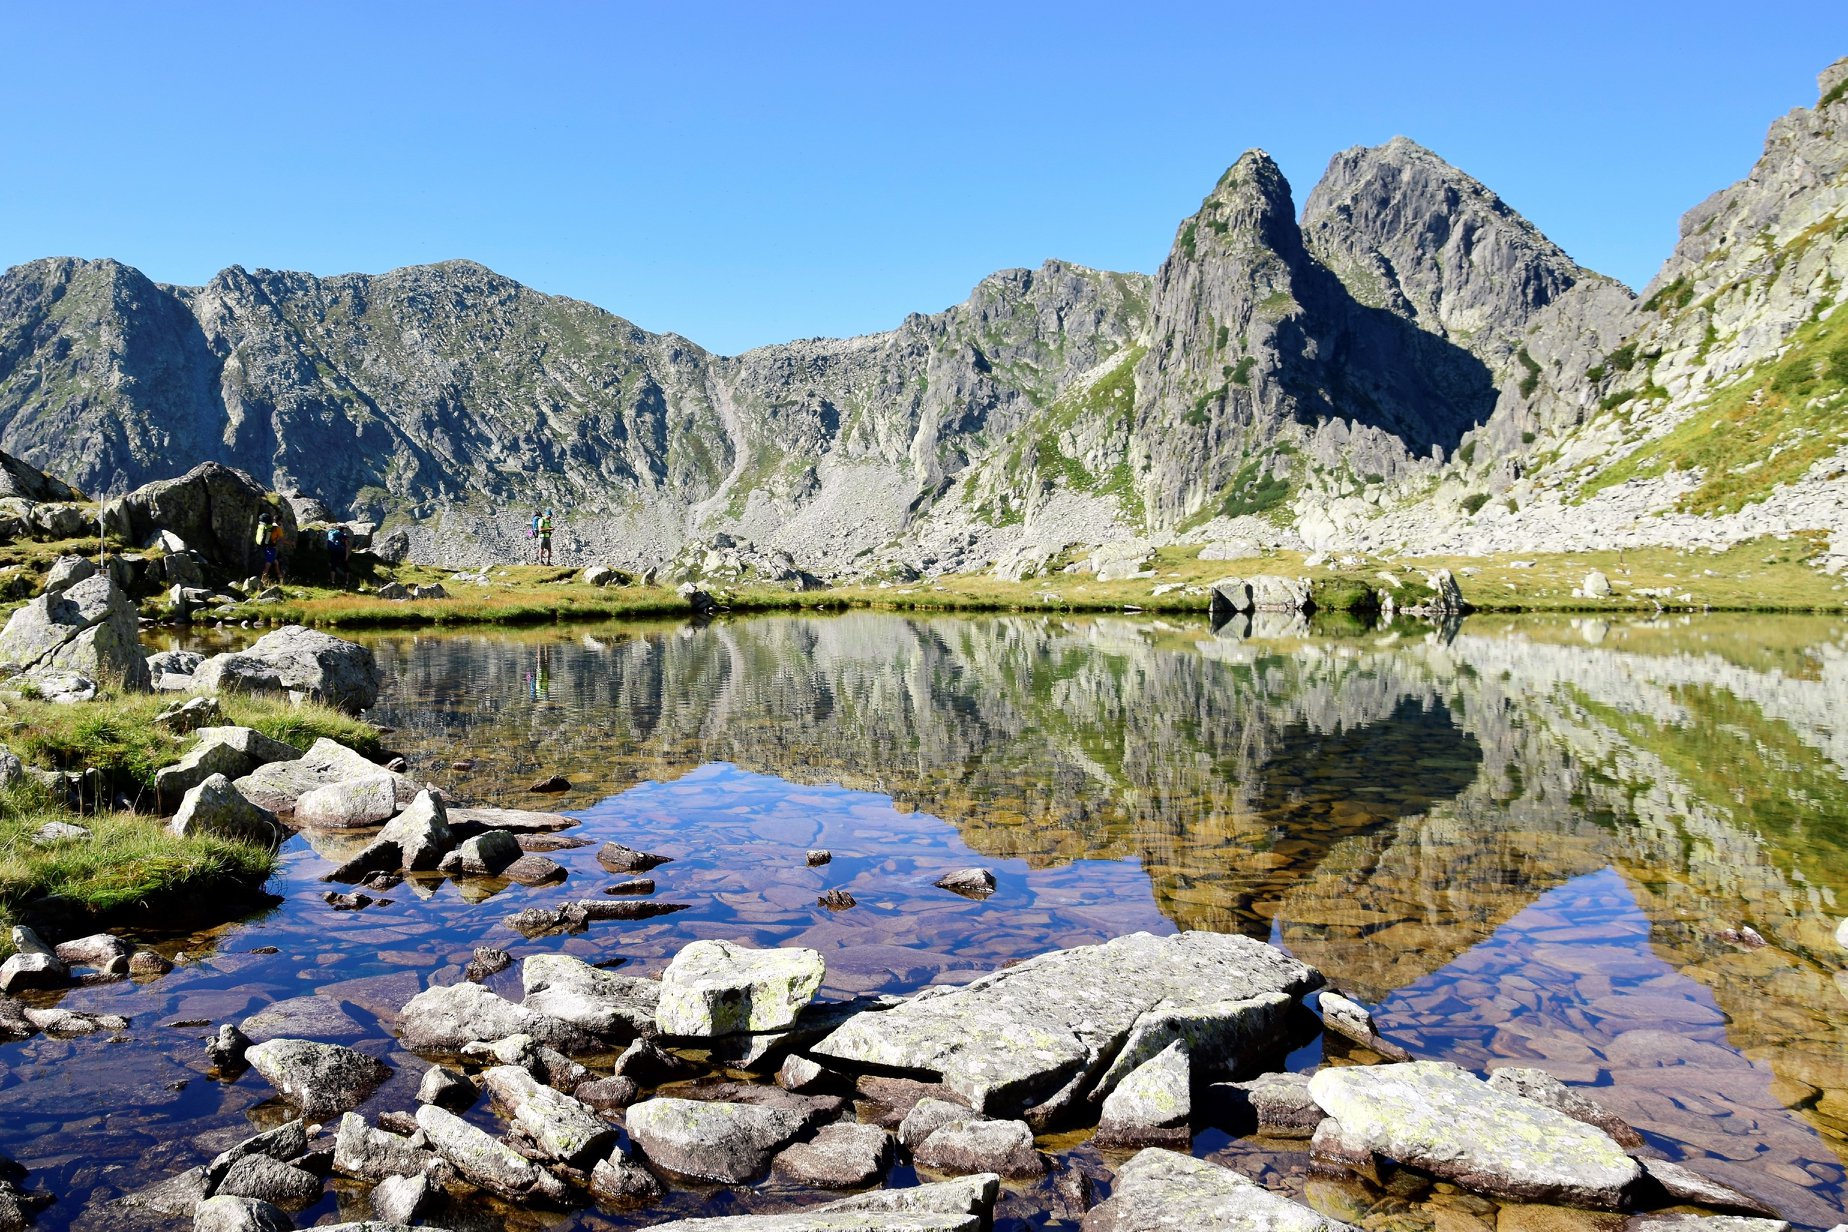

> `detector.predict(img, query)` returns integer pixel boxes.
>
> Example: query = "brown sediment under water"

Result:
[8,611,1848,1229]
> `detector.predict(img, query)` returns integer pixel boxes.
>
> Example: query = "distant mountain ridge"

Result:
[1,57,1843,575]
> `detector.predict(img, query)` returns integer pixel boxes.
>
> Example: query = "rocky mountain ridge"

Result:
[0,59,1842,575]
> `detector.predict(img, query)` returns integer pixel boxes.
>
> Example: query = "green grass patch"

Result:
[1581,309,1848,512]
[1516,348,1542,398]
[4,693,380,796]
[0,779,276,943]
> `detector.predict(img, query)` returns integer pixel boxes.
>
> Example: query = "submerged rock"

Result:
[1081,1147,1352,1232]
[1307,1061,1640,1208]
[596,840,671,873]
[933,868,996,897]
[625,1096,810,1183]
[813,931,1319,1118]
[656,940,827,1037]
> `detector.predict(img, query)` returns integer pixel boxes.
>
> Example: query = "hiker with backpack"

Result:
[325,523,352,588]
[538,508,554,565]
[255,510,286,585]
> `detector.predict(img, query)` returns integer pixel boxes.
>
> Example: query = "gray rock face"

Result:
[647,1175,998,1232]
[657,939,826,1036]
[1485,1066,1644,1150]
[42,554,97,595]
[1081,1147,1353,1232]
[588,1146,663,1208]
[437,828,520,875]
[479,1064,615,1167]
[0,951,66,995]
[415,1065,476,1110]
[244,1037,391,1117]
[293,775,399,828]
[399,979,594,1053]
[377,791,453,870]
[332,1113,431,1182]
[0,450,79,503]
[155,738,265,806]
[0,573,149,690]
[241,625,381,711]
[369,1172,431,1225]
[813,931,1319,1118]
[191,1194,292,1232]
[234,738,411,817]
[1638,1159,1780,1217]
[774,1121,895,1188]
[1095,1039,1191,1148]
[212,1155,320,1210]
[168,774,283,847]
[912,1117,1044,1179]
[520,952,660,1041]
[1210,1071,1322,1138]
[189,654,286,699]
[626,1096,810,1183]
[1307,1061,1640,1208]
[103,462,295,574]
[413,1103,568,1202]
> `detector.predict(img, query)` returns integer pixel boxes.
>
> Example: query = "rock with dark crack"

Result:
[1081,1147,1354,1232]
[243,1037,391,1118]
[1306,1061,1640,1208]
[1485,1066,1645,1151]
[625,1096,811,1184]
[413,1103,570,1202]
[520,952,660,1041]
[479,1064,616,1168]
[812,931,1320,1118]
[1095,1039,1191,1148]
[912,1117,1046,1179]
[398,978,596,1053]
[656,939,827,1037]
[774,1121,896,1189]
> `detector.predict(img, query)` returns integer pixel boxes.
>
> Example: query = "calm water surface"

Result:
[5,612,1848,1229]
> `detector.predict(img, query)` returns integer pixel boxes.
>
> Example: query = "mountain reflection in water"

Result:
[6,611,1844,1230]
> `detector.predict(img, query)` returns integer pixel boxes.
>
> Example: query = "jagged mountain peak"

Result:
[1301,136,1599,368]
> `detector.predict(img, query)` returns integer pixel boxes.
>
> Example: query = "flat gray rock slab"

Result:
[520,952,659,1040]
[1307,1061,1640,1208]
[1081,1148,1354,1232]
[399,979,595,1053]
[813,930,1320,1116]
[648,1174,998,1232]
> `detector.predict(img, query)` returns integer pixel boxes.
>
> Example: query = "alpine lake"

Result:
[5,609,1848,1231]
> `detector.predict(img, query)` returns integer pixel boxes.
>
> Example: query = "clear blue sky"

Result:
[2,3,1843,354]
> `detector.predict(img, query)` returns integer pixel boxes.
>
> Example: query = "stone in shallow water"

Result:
[656,939,827,1037]
[191,1194,291,1232]
[414,1102,569,1202]
[1306,1061,1639,1209]
[813,931,1320,1117]
[933,868,995,897]
[626,1096,810,1183]
[398,978,594,1053]
[774,1120,895,1188]
[243,1038,390,1118]
[1080,1147,1353,1232]
[913,1117,1045,1179]
[479,1064,615,1168]
[1636,1159,1780,1218]
[1207,1070,1322,1138]
[646,1174,998,1232]
[1095,1039,1190,1148]
[520,952,659,1040]
[597,840,670,873]
[1486,1067,1644,1150]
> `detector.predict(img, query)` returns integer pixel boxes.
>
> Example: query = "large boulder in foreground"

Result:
[168,774,284,847]
[1081,1148,1352,1232]
[240,625,381,711]
[656,939,826,1037]
[235,738,412,818]
[812,931,1319,1119]
[102,462,295,574]
[1306,1061,1640,1208]
[0,573,149,690]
